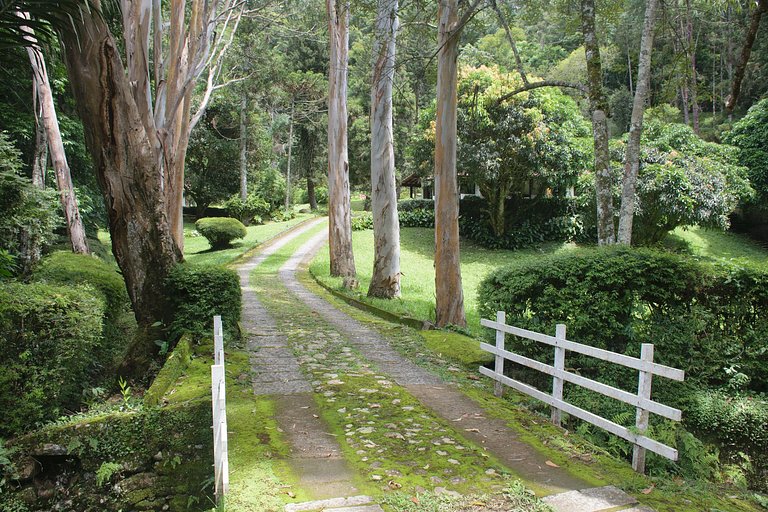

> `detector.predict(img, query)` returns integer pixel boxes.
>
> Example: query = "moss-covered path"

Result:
[234,219,649,512]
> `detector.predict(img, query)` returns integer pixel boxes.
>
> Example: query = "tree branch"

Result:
[495,80,587,104]
[726,0,767,112]
[490,0,528,86]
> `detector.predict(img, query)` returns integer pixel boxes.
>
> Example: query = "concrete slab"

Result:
[284,495,373,512]
[542,486,638,512]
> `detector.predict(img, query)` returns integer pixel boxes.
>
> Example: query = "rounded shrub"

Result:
[0,281,106,436]
[195,217,247,249]
[33,251,129,317]
[165,264,241,340]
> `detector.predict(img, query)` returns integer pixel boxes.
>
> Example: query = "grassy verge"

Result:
[184,212,315,266]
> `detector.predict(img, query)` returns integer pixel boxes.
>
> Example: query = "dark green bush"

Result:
[0,281,105,436]
[165,264,241,340]
[195,217,247,249]
[723,98,768,206]
[33,251,129,318]
[270,208,296,222]
[398,199,434,212]
[351,212,373,231]
[223,193,270,225]
[400,208,434,228]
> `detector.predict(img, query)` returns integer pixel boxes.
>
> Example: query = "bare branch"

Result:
[495,80,587,105]
[490,0,528,86]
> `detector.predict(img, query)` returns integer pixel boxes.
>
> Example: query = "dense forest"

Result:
[1,0,768,511]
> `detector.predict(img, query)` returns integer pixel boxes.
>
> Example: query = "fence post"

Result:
[632,343,654,474]
[211,364,224,500]
[214,315,223,366]
[493,311,506,397]
[551,324,566,427]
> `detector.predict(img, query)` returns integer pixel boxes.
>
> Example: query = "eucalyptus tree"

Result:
[59,0,245,326]
[327,0,357,285]
[368,0,401,299]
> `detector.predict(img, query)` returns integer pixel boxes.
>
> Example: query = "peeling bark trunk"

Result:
[26,41,90,254]
[239,92,248,200]
[582,0,615,245]
[368,0,401,299]
[327,0,356,283]
[618,0,658,245]
[31,91,47,189]
[307,177,318,211]
[434,0,467,327]
[61,9,181,326]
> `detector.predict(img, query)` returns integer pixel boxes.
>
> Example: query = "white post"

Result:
[214,315,224,366]
[632,343,654,474]
[211,364,224,500]
[494,311,506,397]
[551,324,566,427]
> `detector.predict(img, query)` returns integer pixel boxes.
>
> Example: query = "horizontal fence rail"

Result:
[480,312,685,474]
[212,315,229,502]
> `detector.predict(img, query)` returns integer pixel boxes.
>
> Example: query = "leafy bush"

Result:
[398,199,434,212]
[0,281,106,436]
[33,251,129,318]
[270,208,296,222]
[165,264,241,340]
[578,121,752,245]
[399,208,435,228]
[0,132,60,275]
[299,185,328,205]
[195,217,247,249]
[0,249,16,278]
[223,193,270,225]
[723,98,768,206]
[351,212,373,231]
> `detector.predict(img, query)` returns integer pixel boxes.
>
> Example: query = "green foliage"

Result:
[578,121,753,244]
[185,121,241,213]
[0,281,105,436]
[399,208,435,228]
[270,208,296,222]
[95,461,122,487]
[0,249,16,278]
[351,211,373,231]
[165,264,241,340]
[32,251,129,318]
[195,217,247,249]
[253,165,287,210]
[223,193,270,225]
[723,98,768,207]
[0,132,60,275]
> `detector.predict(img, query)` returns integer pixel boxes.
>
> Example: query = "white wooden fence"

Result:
[479,311,685,474]
[212,315,229,502]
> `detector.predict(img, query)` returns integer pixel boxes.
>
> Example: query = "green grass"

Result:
[668,226,768,268]
[311,225,768,336]
[310,227,576,335]
[184,212,315,266]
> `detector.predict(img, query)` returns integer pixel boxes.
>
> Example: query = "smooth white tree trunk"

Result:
[327,0,356,284]
[368,0,401,299]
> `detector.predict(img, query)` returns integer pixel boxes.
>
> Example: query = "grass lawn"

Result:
[311,225,768,336]
[184,211,314,266]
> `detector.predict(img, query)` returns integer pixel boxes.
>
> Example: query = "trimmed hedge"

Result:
[351,212,374,231]
[166,264,241,341]
[195,217,247,249]
[33,251,129,318]
[0,281,106,436]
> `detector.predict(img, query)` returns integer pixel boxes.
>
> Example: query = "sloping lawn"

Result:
[311,225,768,336]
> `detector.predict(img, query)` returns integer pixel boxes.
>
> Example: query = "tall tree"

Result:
[618,0,659,245]
[327,0,357,285]
[23,16,89,254]
[582,0,615,245]
[726,0,768,112]
[239,92,248,201]
[434,0,480,327]
[368,0,401,299]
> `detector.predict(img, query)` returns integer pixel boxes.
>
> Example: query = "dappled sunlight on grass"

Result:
[668,226,768,268]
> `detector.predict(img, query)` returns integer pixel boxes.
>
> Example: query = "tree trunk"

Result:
[685,0,699,133]
[434,0,467,327]
[31,90,47,188]
[368,0,401,299]
[285,98,294,211]
[307,176,318,210]
[26,43,90,254]
[239,92,248,200]
[327,0,356,284]
[726,0,767,113]
[61,8,181,326]
[582,0,615,245]
[618,0,658,245]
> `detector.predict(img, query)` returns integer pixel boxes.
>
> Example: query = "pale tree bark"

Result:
[31,87,47,189]
[434,0,480,328]
[368,0,401,299]
[285,98,294,210]
[618,0,658,245]
[239,92,248,200]
[327,0,356,285]
[61,5,181,326]
[582,0,615,245]
[24,24,89,254]
[726,0,767,113]
[685,0,699,133]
